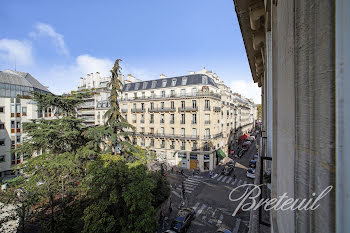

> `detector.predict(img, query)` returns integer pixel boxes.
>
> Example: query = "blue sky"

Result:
[0,0,261,103]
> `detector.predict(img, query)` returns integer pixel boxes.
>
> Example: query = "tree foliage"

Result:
[1,59,169,233]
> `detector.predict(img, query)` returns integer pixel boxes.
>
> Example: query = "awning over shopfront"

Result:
[216,149,226,159]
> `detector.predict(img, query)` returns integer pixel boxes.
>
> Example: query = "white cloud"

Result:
[76,55,113,78]
[30,22,69,55]
[38,54,113,94]
[230,79,261,104]
[0,39,33,66]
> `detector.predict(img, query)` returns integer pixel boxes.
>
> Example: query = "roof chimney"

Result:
[189,71,195,75]
[160,74,167,79]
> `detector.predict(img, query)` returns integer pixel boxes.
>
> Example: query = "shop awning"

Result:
[216,149,226,159]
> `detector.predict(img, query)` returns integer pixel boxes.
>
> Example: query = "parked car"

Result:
[216,227,232,233]
[249,160,257,168]
[246,168,256,179]
[221,166,234,176]
[170,208,195,232]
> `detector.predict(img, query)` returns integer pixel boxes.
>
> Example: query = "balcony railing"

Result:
[131,108,146,113]
[214,107,221,112]
[204,107,211,111]
[181,146,185,150]
[120,92,221,101]
[148,107,176,113]
[204,135,211,139]
[178,107,198,112]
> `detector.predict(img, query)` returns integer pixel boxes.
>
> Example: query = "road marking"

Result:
[196,204,207,217]
[232,218,241,233]
[193,202,200,211]
[193,175,203,178]
[188,177,201,181]
[184,179,200,184]
[176,187,193,193]
[212,208,217,217]
[171,190,181,198]
[221,176,228,182]
[187,178,201,183]
[212,173,218,178]
[217,175,223,181]
[231,179,237,185]
[182,185,195,190]
[226,177,233,183]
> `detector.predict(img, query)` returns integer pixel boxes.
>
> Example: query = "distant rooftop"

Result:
[0,70,49,92]
[122,74,217,92]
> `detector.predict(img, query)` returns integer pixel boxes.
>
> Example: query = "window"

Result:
[150,114,154,123]
[171,90,175,96]
[0,123,4,129]
[132,114,136,123]
[141,103,144,110]
[171,127,175,135]
[181,89,186,96]
[171,79,177,86]
[181,128,185,136]
[193,141,198,150]
[16,136,20,143]
[205,114,210,124]
[161,91,165,97]
[192,114,197,124]
[205,128,210,137]
[170,101,175,109]
[150,102,154,110]
[160,114,164,123]
[161,140,165,148]
[162,80,167,87]
[181,141,186,150]
[142,82,148,89]
[181,77,187,85]
[133,103,136,110]
[134,93,137,98]
[202,76,208,84]
[181,101,185,109]
[125,84,131,91]
[170,114,175,124]
[125,94,128,100]
[150,127,154,134]
[141,114,145,123]
[0,155,5,162]
[192,100,197,108]
[135,83,140,90]
[181,114,185,124]
[142,92,145,98]
[170,141,175,149]
[205,100,210,109]
[161,102,164,109]
[151,91,155,97]
[0,107,4,113]
[151,81,157,88]
[141,127,145,133]
[0,140,4,146]
[160,127,164,135]
[11,121,15,129]
[151,139,155,147]
[192,128,197,137]
[192,88,197,96]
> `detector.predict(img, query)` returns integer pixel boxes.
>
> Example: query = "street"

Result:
[163,140,257,233]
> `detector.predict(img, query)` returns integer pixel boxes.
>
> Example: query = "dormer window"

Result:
[171,79,177,86]
[202,76,208,84]
[181,77,187,85]
[125,84,131,91]
[151,81,157,88]
[142,82,147,89]
[135,83,140,90]
[162,79,167,87]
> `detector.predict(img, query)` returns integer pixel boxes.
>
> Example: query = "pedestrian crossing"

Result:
[212,174,252,189]
[175,176,202,194]
[191,201,246,232]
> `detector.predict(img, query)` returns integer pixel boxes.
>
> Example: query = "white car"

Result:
[246,172,256,179]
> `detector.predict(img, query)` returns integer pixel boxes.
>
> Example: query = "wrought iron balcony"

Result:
[148,107,176,113]
[214,107,221,112]
[178,107,198,112]
[131,108,146,113]
[121,92,221,101]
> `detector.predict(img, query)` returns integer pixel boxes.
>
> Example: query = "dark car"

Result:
[249,160,257,168]
[227,161,236,168]
[170,208,195,232]
[221,166,234,176]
